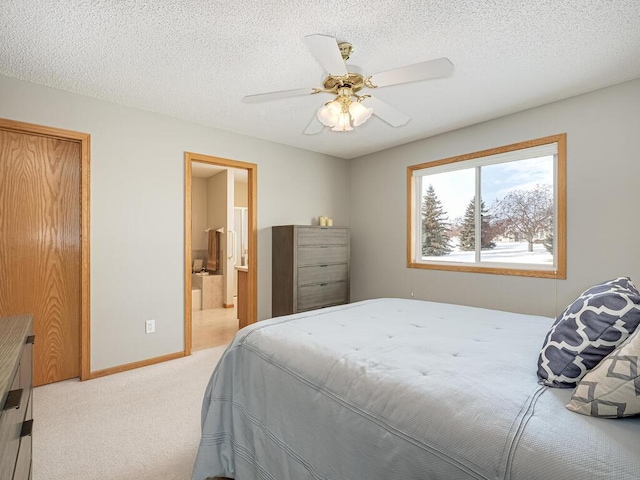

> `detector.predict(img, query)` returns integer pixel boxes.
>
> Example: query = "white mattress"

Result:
[192,298,640,480]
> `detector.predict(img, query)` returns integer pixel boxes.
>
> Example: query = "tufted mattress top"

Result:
[192,298,640,480]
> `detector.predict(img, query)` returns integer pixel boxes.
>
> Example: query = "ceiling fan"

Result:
[243,34,454,134]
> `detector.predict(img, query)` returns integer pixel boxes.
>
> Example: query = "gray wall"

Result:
[207,170,229,277]
[0,74,350,371]
[191,177,208,251]
[235,180,248,208]
[4,70,636,372]
[349,79,640,318]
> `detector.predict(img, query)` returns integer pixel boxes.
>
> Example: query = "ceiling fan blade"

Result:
[370,57,453,88]
[304,34,348,76]
[365,96,410,127]
[303,115,324,135]
[243,87,315,104]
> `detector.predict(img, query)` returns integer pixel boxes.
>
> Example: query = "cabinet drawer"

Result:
[298,282,348,311]
[297,245,347,266]
[298,264,347,286]
[297,227,348,246]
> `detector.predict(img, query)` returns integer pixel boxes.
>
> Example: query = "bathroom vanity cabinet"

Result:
[236,266,248,329]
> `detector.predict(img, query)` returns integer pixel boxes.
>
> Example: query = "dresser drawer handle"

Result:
[20,419,33,437]
[320,264,328,267]
[3,389,23,410]
[26,335,35,345]
[320,283,328,286]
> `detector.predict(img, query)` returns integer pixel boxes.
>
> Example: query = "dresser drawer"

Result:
[0,317,32,480]
[13,419,32,480]
[0,365,22,480]
[13,387,32,480]
[298,282,348,311]
[297,245,347,266]
[298,264,347,286]
[18,343,31,421]
[297,227,348,246]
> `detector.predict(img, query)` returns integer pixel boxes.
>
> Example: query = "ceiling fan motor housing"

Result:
[322,72,366,93]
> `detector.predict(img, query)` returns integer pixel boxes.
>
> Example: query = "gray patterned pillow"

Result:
[537,277,640,388]
[566,327,640,418]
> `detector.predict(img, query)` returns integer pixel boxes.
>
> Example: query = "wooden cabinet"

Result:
[272,225,349,317]
[236,267,248,329]
[0,315,33,480]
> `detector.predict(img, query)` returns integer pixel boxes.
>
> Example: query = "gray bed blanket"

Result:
[192,298,640,480]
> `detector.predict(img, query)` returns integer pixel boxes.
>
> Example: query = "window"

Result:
[407,134,566,278]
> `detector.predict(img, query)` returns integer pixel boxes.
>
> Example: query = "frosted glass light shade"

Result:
[331,112,353,131]
[349,101,374,127]
[317,101,341,127]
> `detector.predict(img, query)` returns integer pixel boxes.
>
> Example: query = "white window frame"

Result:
[406,134,566,279]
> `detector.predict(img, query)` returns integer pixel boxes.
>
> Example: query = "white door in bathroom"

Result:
[232,207,248,297]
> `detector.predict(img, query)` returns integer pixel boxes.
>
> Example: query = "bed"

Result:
[192,298,640,480]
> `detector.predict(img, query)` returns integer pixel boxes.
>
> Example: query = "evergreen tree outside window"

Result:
[421,185,453,256]
[459,198,495,251]
[459,199,476,251]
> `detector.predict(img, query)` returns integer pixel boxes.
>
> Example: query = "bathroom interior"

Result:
[191,161,248,350]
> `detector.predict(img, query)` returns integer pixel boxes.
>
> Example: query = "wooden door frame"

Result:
[184,152,257,356]
[0,118,91,380]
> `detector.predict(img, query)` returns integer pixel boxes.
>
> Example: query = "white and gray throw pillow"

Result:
[566,327,640,418]
[537,277,640,388]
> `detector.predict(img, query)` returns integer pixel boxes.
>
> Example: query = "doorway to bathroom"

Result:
[184,152,257,355]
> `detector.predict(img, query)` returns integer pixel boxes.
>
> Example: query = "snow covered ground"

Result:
[423,241,553,264]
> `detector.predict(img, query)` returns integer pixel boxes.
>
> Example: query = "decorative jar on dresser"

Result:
[272,225,349,317]
[0,315,34,480]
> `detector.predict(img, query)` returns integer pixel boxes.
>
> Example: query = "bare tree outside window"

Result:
[491,184,553,253]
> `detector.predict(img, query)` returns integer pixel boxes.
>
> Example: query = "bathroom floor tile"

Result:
[192,306,238,351]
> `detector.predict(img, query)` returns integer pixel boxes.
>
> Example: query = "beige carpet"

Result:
[33,346,227,480]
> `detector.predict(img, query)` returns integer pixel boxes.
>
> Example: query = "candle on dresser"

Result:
[319,216,327,226]
[327,218,333,226]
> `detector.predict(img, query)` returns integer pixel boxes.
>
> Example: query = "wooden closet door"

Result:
[0,129,81,386]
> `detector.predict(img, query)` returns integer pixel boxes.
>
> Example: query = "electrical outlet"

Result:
[145,319,156,334]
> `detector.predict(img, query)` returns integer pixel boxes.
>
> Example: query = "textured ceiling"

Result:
[1,1,639,159]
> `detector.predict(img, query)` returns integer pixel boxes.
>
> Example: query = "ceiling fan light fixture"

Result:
[331,112,353,132]
[349,101,373,127]
[317,100,341,127]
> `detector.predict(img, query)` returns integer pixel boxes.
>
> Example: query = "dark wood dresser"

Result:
[272,225,350,317]
[0,316,34,480]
